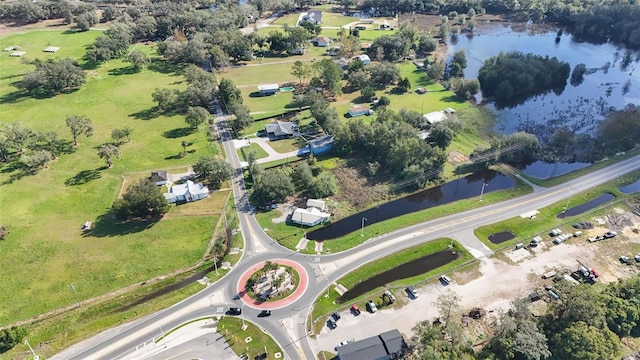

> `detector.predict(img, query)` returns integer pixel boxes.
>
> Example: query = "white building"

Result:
[353,54,371,65]
[423,111,447,125]
[291,207,331,227]
[164,180,209,203]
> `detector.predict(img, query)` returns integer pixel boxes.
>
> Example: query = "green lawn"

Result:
[217,317,282,359]
[272,13,300,26]
[0,30,221,325]
[237,143,269,161]
[310,238,473,329]
[268,138,304,153]
[218,62,299,86]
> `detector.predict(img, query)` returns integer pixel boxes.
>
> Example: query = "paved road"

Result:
[52,116,640,360]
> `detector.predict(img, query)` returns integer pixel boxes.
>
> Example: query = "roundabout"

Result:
[236,258,309,310]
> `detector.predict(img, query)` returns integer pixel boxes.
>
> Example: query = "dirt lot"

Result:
[310,207,640,355]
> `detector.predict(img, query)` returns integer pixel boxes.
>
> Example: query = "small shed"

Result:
[416,87,427,94]
[3,46,19,52]
[353,54,371,65]
[258,84,279,96]
[43,46,60,53]
[306,198,326,211]
[423,111,447,124]
[349,105,373,117]
[150,170,169,186]
[308,135,334,155]
[10,51,26,57]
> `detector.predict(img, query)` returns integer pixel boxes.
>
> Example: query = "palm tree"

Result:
[181,140,188,157]
[98,143,120,168]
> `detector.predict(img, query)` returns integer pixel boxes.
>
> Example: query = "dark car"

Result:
[327,318,337,329]
[258,310,272,317]
[227,307,242,315]
[351,304,361,316]
[332,312,341,321]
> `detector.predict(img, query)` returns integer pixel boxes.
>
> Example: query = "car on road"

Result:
[227,307,242,315]
[258,310,272,317]
[406,286,419,299]
[327,318,337,329]
[367,300,377,313]
[351,304,361,316]
[332,312,341,321]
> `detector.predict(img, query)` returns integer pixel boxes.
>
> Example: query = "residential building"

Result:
[265,121,298,139]
[164,180,209,203]
[291,206,330,227]
[314,37,332,47]
[353,54,371,65]
[258,84,280,96]
[308,135,334,155]
[337,329,407,360]
[349,105,373,117]
[306,198,326,211]
[302,10,323,24]
[423,111,447,125]
[150,170,169,186]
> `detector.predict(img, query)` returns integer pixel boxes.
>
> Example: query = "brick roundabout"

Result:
[236,259,309,310]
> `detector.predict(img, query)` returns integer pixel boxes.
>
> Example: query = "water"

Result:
[488,231,515,244]
[307,170,514,241]
[619,180,640,194]
[557,193,615,218]
[337,250,458,303]
[446,23,640,135]
[521,160,591,179]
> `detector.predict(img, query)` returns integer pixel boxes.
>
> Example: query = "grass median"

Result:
[217,317,282,359]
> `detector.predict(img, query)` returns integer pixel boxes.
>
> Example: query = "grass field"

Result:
[310,238,472,329]
[217,317,282,359]
[237,143,269,161]
[0,30,222,325]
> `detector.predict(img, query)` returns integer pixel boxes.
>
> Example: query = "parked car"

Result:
[367,300,377,313]
[351,304,361,316]
[604,231,617,239]
[635,255,640,262]
[590,269,600,278]
[440,275,452,285]
[406,286,419,299]
[227,307,242,315]
[573,231,583,237]
[327,318,337,329]
[332,312,341,321]
[383,290,395,303]
[258,310,272,317]
[549,229,563,237]
[620,256,632,265]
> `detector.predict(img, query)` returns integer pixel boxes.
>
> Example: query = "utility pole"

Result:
[159,326,168,348]
[361,217,367,236]
[479,182,488,201]
[70,283,80,307]
[213,255,219,275]
[24,339,39,360]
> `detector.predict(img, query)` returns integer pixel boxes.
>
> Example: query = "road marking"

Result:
[166,349,191,360]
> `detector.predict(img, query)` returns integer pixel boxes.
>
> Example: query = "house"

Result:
[413,60,425,70]
[306,198,326,211]
[333,58,349,70]
[302,10,323,24]
[292,47,307,55]
[10,51,26,57]
[43,46,60,52]
[164,180,209,203]
[423,111,447,125]
[291,206,330,227]
[308,135,334,155]
[258,84,279,96]
[265,121,298,139]
[3,46,19,52]
[313,37,332,47]
[150,170,169,186]
[353,54,371,65]
[349,105,373,117]
[337,329,407,360]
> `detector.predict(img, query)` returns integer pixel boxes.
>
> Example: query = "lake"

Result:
[446,23,640,135]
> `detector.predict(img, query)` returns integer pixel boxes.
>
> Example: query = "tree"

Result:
[309,172,338,198]
[2,122,34,154]
[111,126,132,143]
[218,78,243,112]
[21,150,53,171]
[229,103,253,132]
[251,170,295,206]
[210,45,230,70]
[151,88,180,113]
[597,105,640,155]
[551,321,619,360]
[125,49,149,71]
[101,6,119,23]
[314,59,343,96]
[112,179,168,220]
[397,77,411,92]
[427,123,454,149]
[368,62,401,88]
[75,11,98,31]
[97,143,121,168]
[360,86,375,101]
[20,58,86,95]
[185,106,209,128]
[417,34,437,55]
[181,140,189,157]
[347,70,370,91]
[66,115,93,146]
[291,60,312,85]
[377,95,391,107]
[435,290,461,327]
[0,326,28,353]
[29,131,65,159]
[292,162,313,189]
[0,225,8,240]
[452,49,467,69]
[193,157,233,189]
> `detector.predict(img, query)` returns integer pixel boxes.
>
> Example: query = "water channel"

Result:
[337,249,458,303]
[619,180,640,194]
[556,193,615,219]
[307,169,513,241]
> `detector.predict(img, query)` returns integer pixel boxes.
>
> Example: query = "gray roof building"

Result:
[337,329,406,360]
[303,10,323,24]
[265,121,298,138]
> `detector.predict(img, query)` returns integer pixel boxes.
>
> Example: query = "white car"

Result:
[440,275,452,284]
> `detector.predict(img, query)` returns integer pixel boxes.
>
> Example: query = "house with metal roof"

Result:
[308,135,334,155]
[164,180,209,203]
[265,121,298,139]
[291,206,330,227]
[348,105,373,117]
[337,329,406,360]
[258,84,279,96]
[422,111,447,124]
[302,10,323,24]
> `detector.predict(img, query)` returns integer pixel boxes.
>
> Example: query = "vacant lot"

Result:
[0,30,221,325]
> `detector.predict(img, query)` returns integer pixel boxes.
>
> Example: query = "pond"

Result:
[557,193,615,219]
[306,169,514,241]
[446,23,640,136]
[488,231,515,244]
[337,249,458,303]
[619,179,640,194]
